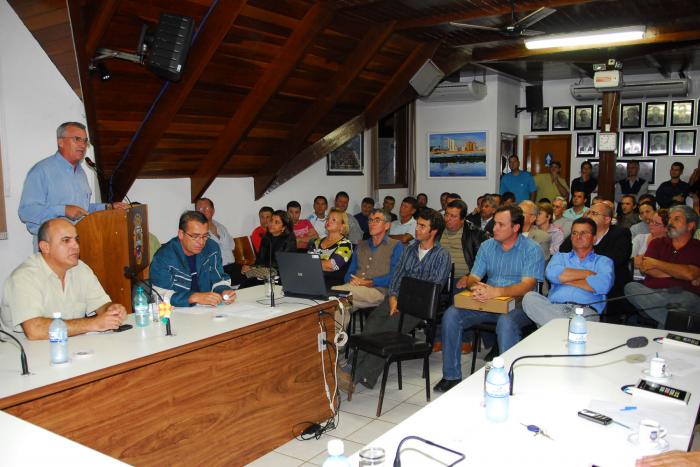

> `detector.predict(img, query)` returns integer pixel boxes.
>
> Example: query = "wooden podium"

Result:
[75,204,149,311]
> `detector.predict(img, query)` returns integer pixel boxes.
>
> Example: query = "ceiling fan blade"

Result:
[520,29,547,37]
[512,7,556,30]
[449,22,502,32]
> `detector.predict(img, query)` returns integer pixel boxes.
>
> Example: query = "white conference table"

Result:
[0,285,337,466]
[350,320,700,467]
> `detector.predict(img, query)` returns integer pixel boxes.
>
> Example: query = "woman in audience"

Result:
[536,201,564,255]
[308,208,353,287]
[243,210,296,271]
[631,208,669,280]
[570,161,598,207]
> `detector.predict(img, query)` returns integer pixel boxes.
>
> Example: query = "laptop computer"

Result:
[276,252,336,300]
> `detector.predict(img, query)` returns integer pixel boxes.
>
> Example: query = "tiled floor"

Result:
[246,345,488,466]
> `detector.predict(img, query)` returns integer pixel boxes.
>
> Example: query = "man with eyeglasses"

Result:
[523,217,614,326]
[19,122,128,246]
[150,211,236,307]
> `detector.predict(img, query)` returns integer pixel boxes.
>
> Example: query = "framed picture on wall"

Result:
[428,131,487,178]
[647,131,669,156]
[576,132,596,157]
[671,100,694,126]
[326,133,363,175]
[574,105,594,130]
[673,129,696,156]
[645,102,667,127]
[531,108,549,132]
[622,131,644,156]
[620,103,642,128]
[551,106,571,130]
[500,132,517,175]
[587,158,656,185]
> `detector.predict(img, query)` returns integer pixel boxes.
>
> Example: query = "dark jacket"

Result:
[256,232,297,268]
[465,213,494,238]
[438,219,489,272]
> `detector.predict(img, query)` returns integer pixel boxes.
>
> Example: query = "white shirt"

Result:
[389,217,416,237]
[308,213,327,237]
[211,219,235,265]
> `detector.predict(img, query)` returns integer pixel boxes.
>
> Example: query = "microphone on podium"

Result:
[85,157,132,206]
[0,330,30,375]
[124,267,164,303]
[508,336,648,395]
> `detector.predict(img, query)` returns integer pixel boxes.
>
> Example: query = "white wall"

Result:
[517,74,700,189]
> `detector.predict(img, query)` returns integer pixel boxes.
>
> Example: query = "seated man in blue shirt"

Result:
[434,205,544,393]
[522,217,614,326]
[151,211,237,307]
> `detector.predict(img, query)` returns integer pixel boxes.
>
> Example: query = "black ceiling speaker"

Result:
[142,13,195,82]
[525,85,543,112]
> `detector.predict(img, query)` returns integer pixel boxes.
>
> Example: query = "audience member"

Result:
[308,195,328,238]
[340,209,450,393]
[1,218,127,338]
[501,192,516,206]
[656,162,690,208]
[617,194,641,230]
[615,160,648,214]
[466,195,496,236]
[438,199,488,289]
[332,209,403,321]
[308,208,354,287]
[354,197,375,240]
[570,161,598,207]
[416,193,428,209]
[491,193,502,206]
[523,217,613,326]
[631,201,655,237]
[383,196,398,221]
[151,211,236,307]
[250,210,296,269]
[389,196,418,244]
[251,206,273,253]
[563,190,589,220]
[625,205,700,328]
[631,209,669,280]
[438,192,450,213]
[334,191,363,244]
[534,161,569,202]
[445,193,462,205]
[500,155,536,202]
[195,198,241,283]
[434,205,544,393]
[519,200,552,260]
[535,202,564,255]
[287,201,318,250]
[18,122,128,246]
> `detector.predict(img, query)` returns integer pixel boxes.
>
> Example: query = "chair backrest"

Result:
[397,276,442,322]
[233,236,256,265]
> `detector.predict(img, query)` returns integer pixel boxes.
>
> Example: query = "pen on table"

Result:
[612,419,631,430]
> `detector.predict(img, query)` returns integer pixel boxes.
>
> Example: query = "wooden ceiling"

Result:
[10,0,700,201]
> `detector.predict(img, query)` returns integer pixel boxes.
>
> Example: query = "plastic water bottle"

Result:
[568,307,587,355]
[49,312,69,364]
[134,287,150,327]
[322,439,351,466]
[485,356,509,422]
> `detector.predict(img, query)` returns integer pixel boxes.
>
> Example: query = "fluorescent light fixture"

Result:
[525,26,646,50]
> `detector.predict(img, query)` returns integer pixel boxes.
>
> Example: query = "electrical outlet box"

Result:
[317,331,326,352]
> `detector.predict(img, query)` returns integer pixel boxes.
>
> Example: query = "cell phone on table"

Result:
[577,409,612,425]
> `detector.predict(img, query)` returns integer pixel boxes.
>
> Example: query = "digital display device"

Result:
[635,379,690,405]
[664,333,700,348]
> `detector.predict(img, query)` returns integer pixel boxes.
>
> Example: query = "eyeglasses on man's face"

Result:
[61,136,90,146]
[183,231,210,242]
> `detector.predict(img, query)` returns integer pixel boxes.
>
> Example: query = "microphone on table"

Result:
[565,287,685,318]
[264,235,276,308]
[0,330,30,375]
[508,336,648,395]
[124,267,172,336]
[85,157,132,206]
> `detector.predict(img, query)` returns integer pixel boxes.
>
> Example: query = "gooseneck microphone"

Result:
[0,329,30,375]
[393,435,465,467]
[508,336,648,395]
[85,157,132,206]
[266,235,276,308]
[565,287,683,309]
[124,267,172,336]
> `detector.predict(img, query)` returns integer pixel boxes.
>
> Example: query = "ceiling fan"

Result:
[450,1,556,38]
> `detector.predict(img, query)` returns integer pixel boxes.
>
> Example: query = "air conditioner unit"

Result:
[421,80,488,103]
[570,78,690,100]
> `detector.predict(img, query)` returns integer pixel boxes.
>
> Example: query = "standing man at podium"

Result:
[1,218,127,339]
[18,122,128,247]
[150,211,237,307]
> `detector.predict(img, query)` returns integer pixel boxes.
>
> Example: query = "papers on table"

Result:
[174,302,283,319]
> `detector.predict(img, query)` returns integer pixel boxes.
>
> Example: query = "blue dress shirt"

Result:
[499,170,536,202]
[18,152,106,234]
[545,250,615,314]
[472,235,545,287]
[388,241,451,297]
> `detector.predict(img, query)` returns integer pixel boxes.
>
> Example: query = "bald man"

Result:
[1,218,127,339]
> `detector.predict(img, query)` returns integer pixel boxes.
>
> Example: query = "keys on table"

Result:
[521,423,554,440]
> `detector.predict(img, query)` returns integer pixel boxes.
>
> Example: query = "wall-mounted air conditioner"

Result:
[421,80,488,103]
[570,78,690,100]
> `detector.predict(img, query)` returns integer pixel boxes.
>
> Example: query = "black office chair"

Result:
[347,276,441,417]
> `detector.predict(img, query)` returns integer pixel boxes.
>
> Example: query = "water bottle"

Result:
[568,307,587,355]
[322,439,351,467]
[485,356,509,422]
[134,287,150,327]
[49,312,69,364]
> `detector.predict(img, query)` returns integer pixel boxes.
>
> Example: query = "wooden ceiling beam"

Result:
[473,27,700,62]
[364,40,441,128]
[395,0,602,30]
[106,0,248,202]
[84,0,121,58]
[256,115,365,199]
[255,21,395,198]
[189,2,335,201]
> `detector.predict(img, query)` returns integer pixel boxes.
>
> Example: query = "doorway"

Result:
[523,135,572,183]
